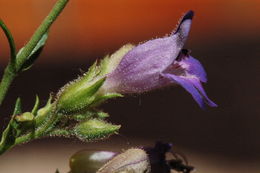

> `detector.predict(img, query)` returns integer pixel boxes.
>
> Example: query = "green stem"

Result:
[0,64,16,105]
[0,0,69,107]
[15,0,69,70]
[0,20,16,64]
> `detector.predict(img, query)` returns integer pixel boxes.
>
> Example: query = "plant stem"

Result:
[0,20,16,64]
[0,103,56,154]
[0,64,16,105]
[15,0,69,70]
[0,0,69,107]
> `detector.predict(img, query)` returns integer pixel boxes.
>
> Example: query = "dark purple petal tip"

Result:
[174,10,194,34]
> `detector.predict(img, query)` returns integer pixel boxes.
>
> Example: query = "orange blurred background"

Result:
[0,0,259,63]
[0,1,260,172]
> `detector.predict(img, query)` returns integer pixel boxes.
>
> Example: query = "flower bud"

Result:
[15,112,34,122]
[73,119,120,141]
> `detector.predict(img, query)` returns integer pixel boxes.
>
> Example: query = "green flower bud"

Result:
[14,112,35,134]
[73,119,120,141]
[15,112,34,122]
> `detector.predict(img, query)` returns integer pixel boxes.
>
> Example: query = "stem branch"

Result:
[0,0,69,107]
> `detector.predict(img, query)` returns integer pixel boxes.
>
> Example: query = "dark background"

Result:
[0,0,259,172]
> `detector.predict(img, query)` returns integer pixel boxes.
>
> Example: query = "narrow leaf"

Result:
[31,95,40,116]
[0,123,16,154]
[18,32,48,71]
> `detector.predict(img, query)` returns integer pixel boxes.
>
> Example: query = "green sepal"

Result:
[35,95,53,126]
[91,93,123,107]
[98,55,110,76]
[17,32,48,71]
[83,60,100,82]
[71,110,109,121]
[31,95,40,116]
[96,111,109,119]
[99,44,135,75]
[13,97,22,115]
[73,119,120,141]
[56,77,106,114]
[48,129,71,138]
[71,111,96,121]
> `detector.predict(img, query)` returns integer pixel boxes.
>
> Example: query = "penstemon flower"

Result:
[99,10,217,108]
[0,2,218,155]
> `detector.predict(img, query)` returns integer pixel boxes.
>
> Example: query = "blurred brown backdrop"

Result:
[0,0,260,172]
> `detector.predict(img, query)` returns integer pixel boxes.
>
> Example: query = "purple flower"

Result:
[101,10,217,108]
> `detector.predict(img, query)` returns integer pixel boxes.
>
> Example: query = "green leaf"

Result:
[17,32,48,71]
[0,20,16,66]
[73,119,120,141]
[56,77,106,114]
